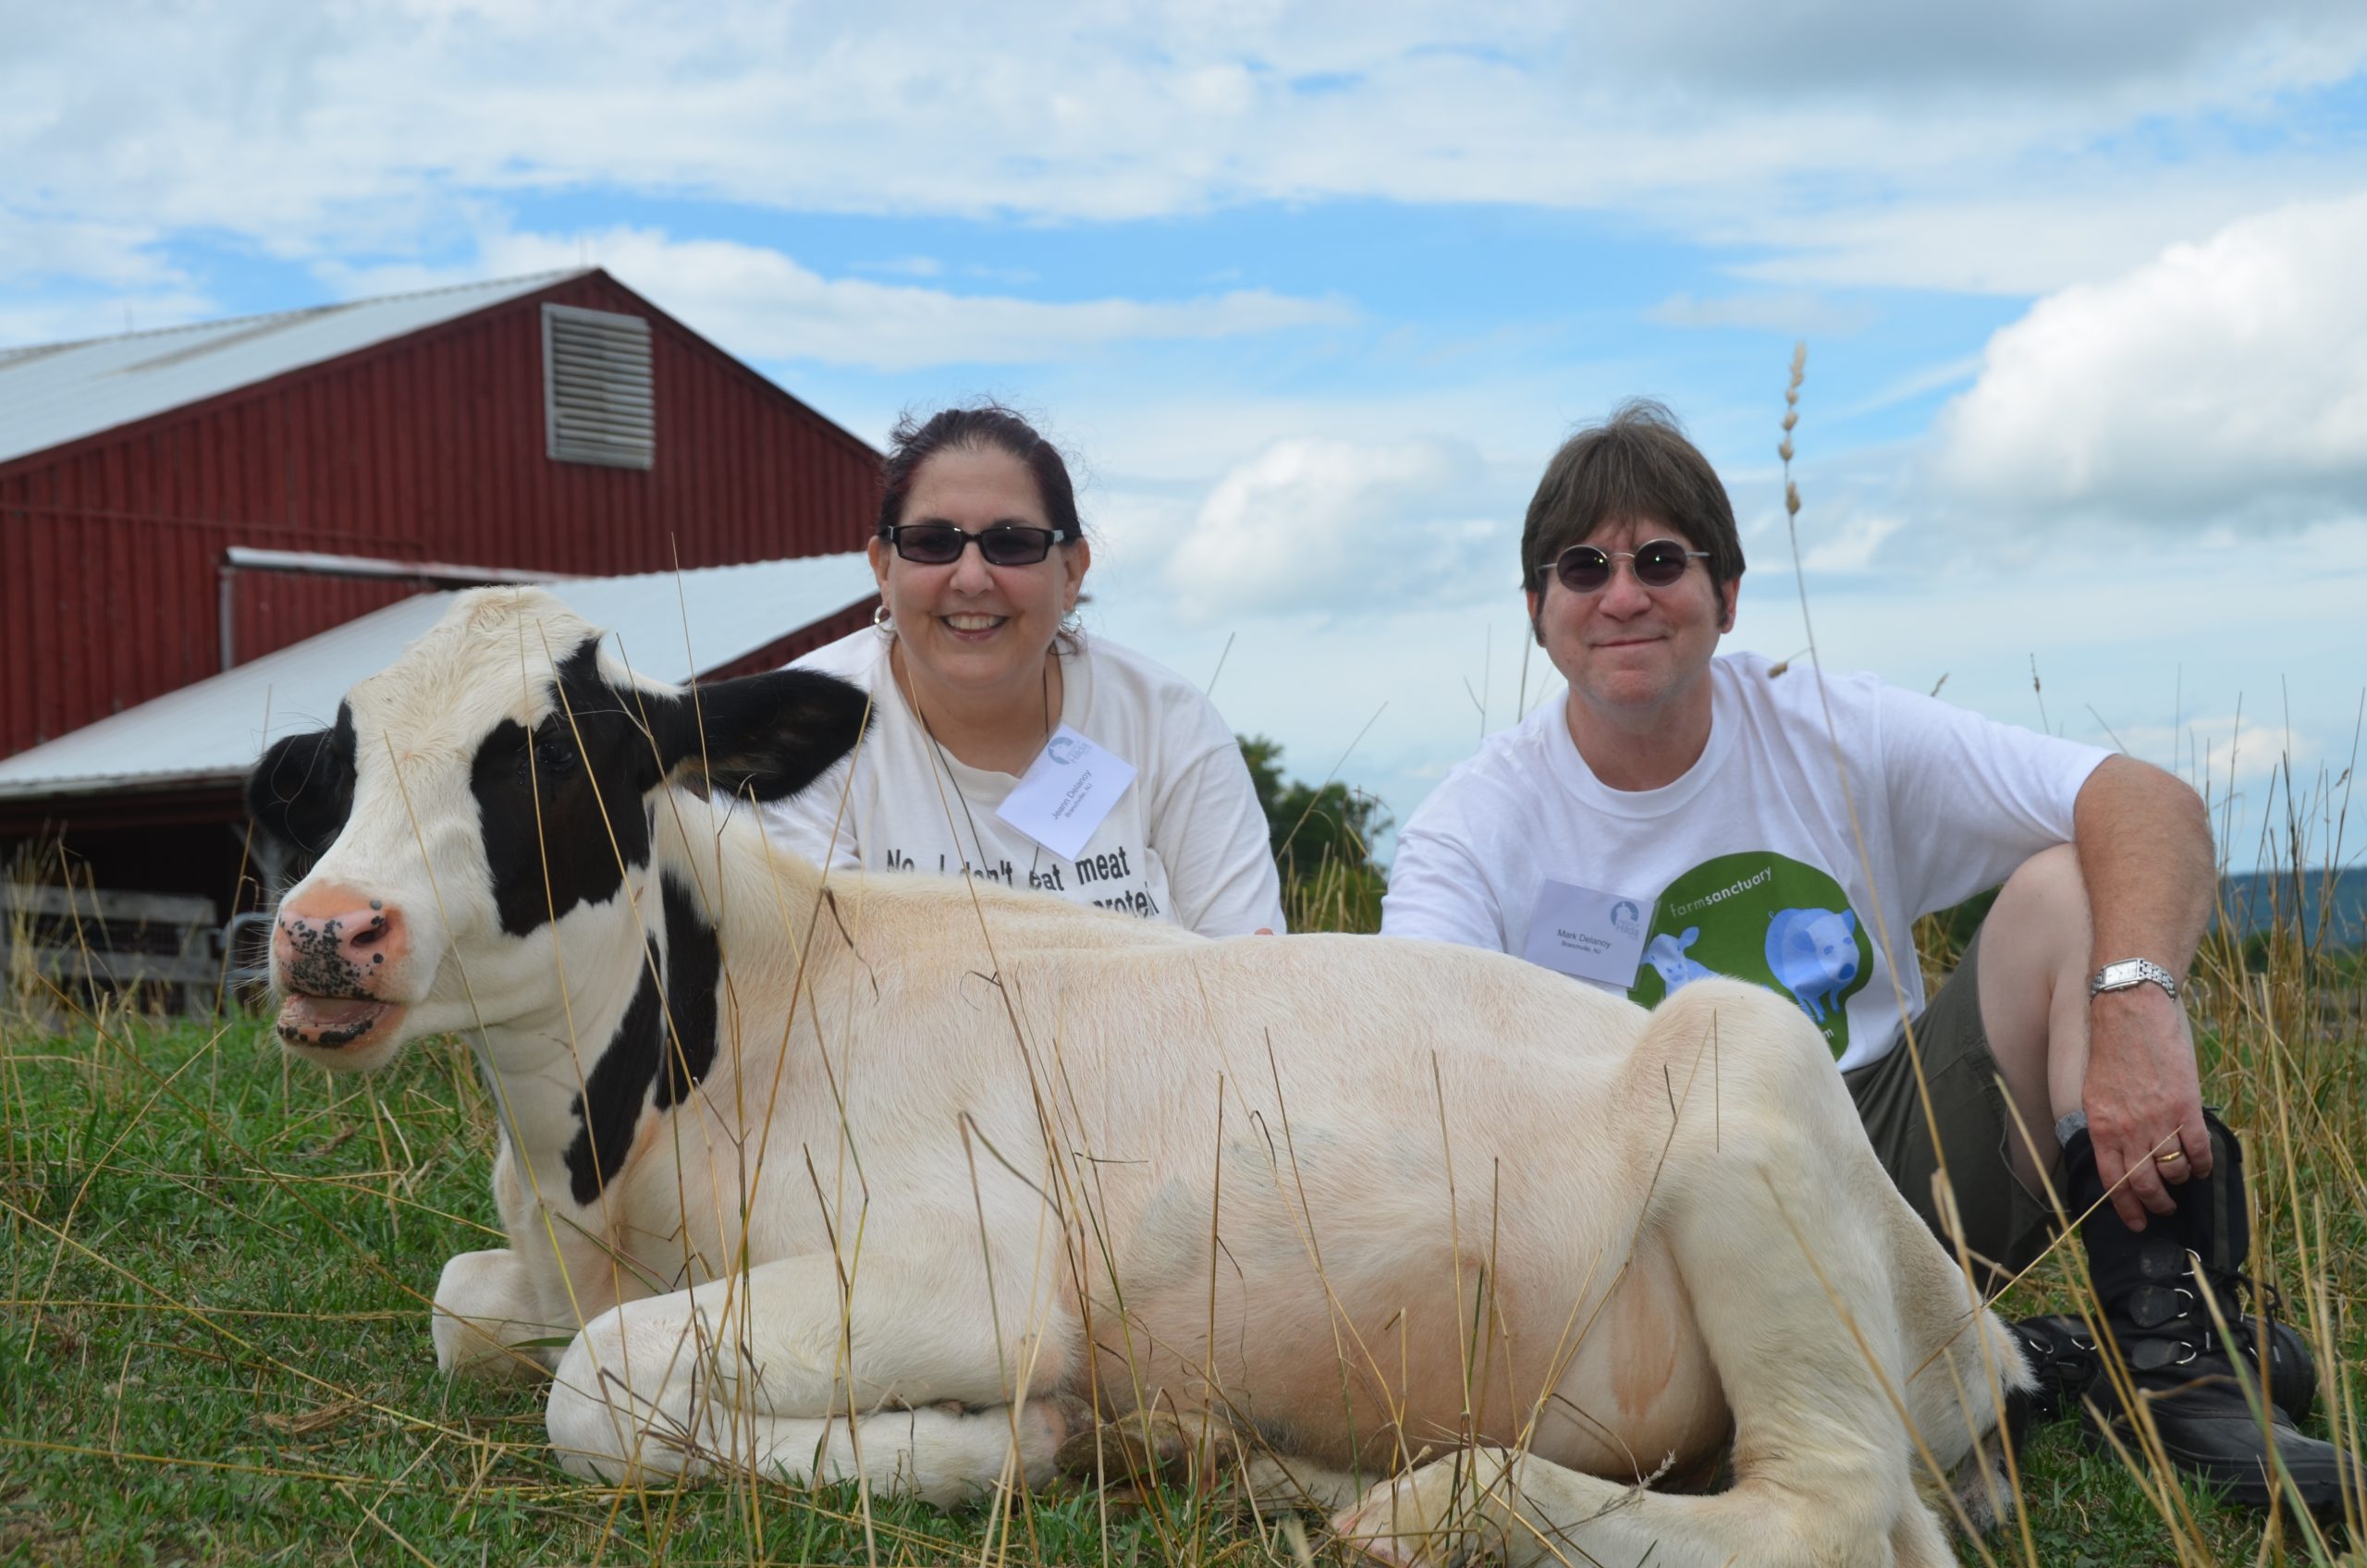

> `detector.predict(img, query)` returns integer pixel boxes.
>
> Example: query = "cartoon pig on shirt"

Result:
[1766,906,1859,1023]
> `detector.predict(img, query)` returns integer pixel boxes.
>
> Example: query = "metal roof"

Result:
[0,553,877,801]
[0,271,587,468]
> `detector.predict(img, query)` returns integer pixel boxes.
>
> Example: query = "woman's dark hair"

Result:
[877,404,1083,543]
[1519,399,1744,598]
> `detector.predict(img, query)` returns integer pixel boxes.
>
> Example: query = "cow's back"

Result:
[631,848,1733,1475]
[851,925,1716,1472]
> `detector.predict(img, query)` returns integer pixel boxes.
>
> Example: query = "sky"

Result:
[7,2,2366,873]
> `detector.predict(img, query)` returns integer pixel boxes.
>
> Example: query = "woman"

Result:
[765,405,1286,937]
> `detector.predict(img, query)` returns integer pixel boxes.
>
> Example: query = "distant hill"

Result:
[2217,867,2367,948]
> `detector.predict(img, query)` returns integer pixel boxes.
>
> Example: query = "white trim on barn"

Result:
[0,553,877,802]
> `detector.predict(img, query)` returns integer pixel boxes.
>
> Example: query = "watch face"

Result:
[2101,961,2143,987]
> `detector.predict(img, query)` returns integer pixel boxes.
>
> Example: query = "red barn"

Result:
[0,269,883,978]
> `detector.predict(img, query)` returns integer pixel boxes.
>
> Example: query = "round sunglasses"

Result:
[883,521,1064,567]
[1547,538,1711,594]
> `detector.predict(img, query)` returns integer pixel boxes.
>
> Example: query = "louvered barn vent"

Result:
[543,304,655,469]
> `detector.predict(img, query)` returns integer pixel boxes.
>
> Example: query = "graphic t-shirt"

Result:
[1380,655,2109,1070]
[761,629,1287,938]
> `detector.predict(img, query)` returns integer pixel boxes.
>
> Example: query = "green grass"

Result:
[2,910,2361,1565]
[0,1016,1303,1566]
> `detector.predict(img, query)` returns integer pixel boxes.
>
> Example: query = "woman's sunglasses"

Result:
[884,522,1063,567]
[1547,538,1711,594]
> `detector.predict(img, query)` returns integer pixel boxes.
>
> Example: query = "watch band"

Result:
[2089,957,2179,1002]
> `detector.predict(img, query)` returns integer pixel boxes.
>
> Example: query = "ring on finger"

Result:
[2154,1149,2187,1166]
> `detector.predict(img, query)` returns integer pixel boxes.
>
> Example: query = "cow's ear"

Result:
[666,670,872,802]
[247,721,355,854]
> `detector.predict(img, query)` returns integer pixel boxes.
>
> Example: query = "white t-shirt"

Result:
[764,629,1287,938]
[1380,653,2109,1070]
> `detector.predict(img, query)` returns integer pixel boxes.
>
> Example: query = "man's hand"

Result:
[2080,984,2211,1230]
[2069,755,2216,1231]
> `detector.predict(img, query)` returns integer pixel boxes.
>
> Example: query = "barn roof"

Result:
[0,271,587,467]
[0,554,877,801]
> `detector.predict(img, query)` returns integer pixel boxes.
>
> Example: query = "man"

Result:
[1381,400,2348,1510]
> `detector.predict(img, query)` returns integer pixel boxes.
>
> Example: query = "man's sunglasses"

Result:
[1547,539,1711,594]
[883,522,1064,567]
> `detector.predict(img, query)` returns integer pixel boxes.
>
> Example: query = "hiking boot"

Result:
[2065,1110,2355,1513]
[2012,1308,2318,1430]
[2009,1314,2102,1427]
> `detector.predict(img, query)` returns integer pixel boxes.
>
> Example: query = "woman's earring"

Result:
[872,603,894,634]
[1060,607,1083,637]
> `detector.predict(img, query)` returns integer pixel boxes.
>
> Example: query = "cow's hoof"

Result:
[1056,1407,1241,1489]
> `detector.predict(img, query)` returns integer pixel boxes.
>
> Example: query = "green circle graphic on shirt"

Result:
[1629,851,1872,1059]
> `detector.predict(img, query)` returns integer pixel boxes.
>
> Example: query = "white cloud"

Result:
[1718,178,2358,296]
[319,225,1355,371]
[0,210,220,345]
[1585,0,2361,99]
[7,5,2367,297]
[1797,513,1905,572]
[858,256,945,279]
[1644,290,1874,336]
[2110,715,2314,790]
[1160,436,1508,621]
[1930,192,2367,526]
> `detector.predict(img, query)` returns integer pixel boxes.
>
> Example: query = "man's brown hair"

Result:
[1519,399,1745,601]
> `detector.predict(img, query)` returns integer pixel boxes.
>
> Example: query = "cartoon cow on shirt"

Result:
[1643,927,1719,995]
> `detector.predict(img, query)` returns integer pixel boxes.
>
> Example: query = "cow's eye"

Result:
[532,734,579,778]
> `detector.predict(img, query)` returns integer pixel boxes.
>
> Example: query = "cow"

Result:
[246,589,2030,1568]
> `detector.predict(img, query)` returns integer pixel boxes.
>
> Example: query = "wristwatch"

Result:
[2089,958,2179,1002]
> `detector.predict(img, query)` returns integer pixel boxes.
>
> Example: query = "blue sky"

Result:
[7,2,2367,872]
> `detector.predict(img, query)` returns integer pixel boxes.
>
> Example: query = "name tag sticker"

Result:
[996,724,1137,861]
[1521,879,1651,989]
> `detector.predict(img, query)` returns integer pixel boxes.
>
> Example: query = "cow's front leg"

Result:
[546,1250,1080,1494]
[433,1248,570,1379]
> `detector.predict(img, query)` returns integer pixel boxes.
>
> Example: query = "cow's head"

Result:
[245,588,867,1071]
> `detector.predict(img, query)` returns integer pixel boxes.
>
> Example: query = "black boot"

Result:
[2013,1306,2317,1429]
[2063,1109,2353,1513]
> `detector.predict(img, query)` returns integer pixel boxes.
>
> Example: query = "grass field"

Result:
[2,871,2361,1566]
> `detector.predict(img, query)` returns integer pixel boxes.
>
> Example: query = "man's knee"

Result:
[1993,843,2090,932]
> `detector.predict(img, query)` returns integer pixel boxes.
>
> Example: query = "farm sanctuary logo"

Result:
[1631,853,1871,1058]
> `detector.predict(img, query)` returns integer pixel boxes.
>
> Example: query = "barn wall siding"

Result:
[0,271,877,756]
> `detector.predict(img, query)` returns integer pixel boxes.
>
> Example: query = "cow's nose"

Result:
[272,884,409,996]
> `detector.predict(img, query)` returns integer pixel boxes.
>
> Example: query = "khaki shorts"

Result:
[1842,929,2059,1287]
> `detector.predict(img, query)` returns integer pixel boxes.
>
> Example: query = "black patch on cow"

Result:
[471,643,668,937]
[665,668,872,803]
[246,703,358,855]
[562,871,721,1206]
[655,874,719,1107]
[469,646,870,938]
[564,936,665,1206]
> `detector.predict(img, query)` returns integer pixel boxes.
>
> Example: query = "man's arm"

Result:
[2073,753,2217,1227]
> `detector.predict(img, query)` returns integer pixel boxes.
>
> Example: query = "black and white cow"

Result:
[248,588,2030,1567]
